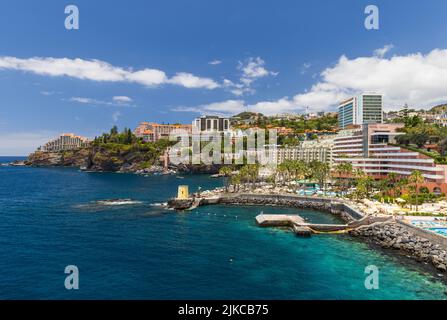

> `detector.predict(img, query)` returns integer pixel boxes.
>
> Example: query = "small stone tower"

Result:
[177,185,189,199]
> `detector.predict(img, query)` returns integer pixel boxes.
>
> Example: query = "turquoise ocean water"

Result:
[0,157,446,299]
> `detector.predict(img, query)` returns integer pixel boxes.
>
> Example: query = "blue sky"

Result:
[1,0,447,155]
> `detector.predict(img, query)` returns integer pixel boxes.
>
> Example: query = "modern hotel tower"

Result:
[338,93,383,129]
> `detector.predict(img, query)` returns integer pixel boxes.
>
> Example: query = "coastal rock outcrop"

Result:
[26,150,89,167]
[176,163,223,174]
[26,147,167,173]
[167,198,194,210]
[349,223,447,273]
[26,148,215,174]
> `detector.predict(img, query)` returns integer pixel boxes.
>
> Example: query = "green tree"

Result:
[354,170,375,200]
[310,161,330,195]
[334,162,353,196]
[219,166,233,193]
[230,173,242,193]
[408,170,425,212]
[110,125,118,136]
[277,162,289,186]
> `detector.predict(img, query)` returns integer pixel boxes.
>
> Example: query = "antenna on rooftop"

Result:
[401,103,409,117]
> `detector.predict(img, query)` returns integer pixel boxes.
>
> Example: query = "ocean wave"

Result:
[149,202,168,207]
[95,199,144,206]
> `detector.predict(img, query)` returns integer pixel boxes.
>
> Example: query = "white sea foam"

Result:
[95,199,143,206]
[149,202,168,207]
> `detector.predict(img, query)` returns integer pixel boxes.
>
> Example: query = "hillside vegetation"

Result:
[27,126,173,172]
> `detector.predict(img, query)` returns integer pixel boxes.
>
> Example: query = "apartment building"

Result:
[432,114,447,127]
[42,133,89,152]
[193,116,231,132]
[134,122,192,142]
[276,139,334,165]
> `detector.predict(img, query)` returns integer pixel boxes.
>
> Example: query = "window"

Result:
[433,187,442,196]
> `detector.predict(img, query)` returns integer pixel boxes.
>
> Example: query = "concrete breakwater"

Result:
[202,193,365,223]
[349,223,447,273]
[167,192,392,230]
[168,193,381,224]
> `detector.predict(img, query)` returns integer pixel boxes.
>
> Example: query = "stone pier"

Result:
[255,213,349,236]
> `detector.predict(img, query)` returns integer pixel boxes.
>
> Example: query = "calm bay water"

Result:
[1,157,447,299]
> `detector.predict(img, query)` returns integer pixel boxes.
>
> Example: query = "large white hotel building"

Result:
[42,133,90,152]
[277,93,447,194]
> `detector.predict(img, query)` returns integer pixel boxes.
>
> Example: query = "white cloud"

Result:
[172,98,301,116]
[172,100,246,116]
[224,57,278,96]
[70,97,97,104]
[40,91,60,96]
[208,60,222,65]
[112,96,132,103]
[0,132,55,156]
[0,56,219,90]
[168,72,219,89]
[170,106,203,113]
[373,44,394,58]
[240,57,273,79]
[69,96,134,107]
[176,47,447,115]
[248,98,296,115]
[126,69,168,87]
[199,100,246,115]
[309,47,447,109]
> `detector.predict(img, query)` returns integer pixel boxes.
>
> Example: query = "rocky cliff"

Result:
[26,149,90,168]
[26,146,162,173]
[26,147,221,174]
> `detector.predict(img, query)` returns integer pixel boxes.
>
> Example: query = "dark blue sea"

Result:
[1,157,447,299]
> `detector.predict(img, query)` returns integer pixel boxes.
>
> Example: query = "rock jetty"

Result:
[215,194,363,222]
[350,222,447,273]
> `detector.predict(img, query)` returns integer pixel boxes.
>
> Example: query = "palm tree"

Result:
[310,161,330,195]
[376,177,390,199]
[239,165,251,191]
[409,170,424,212]
[230,173,242,193]
[396,177,408,199]
[247,164,260,190]
[319,162,330,196]
[290,160,304,192]
[219,166,233,193]
[354,170,375,200]
[277,162,288,186]
[385,172,396,197]
[295,160,309,180]
[334,162,353,196]
[280,160,293,187]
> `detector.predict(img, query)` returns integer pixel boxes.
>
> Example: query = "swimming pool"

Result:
[411,220,447,228]
[428,228,447,237]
